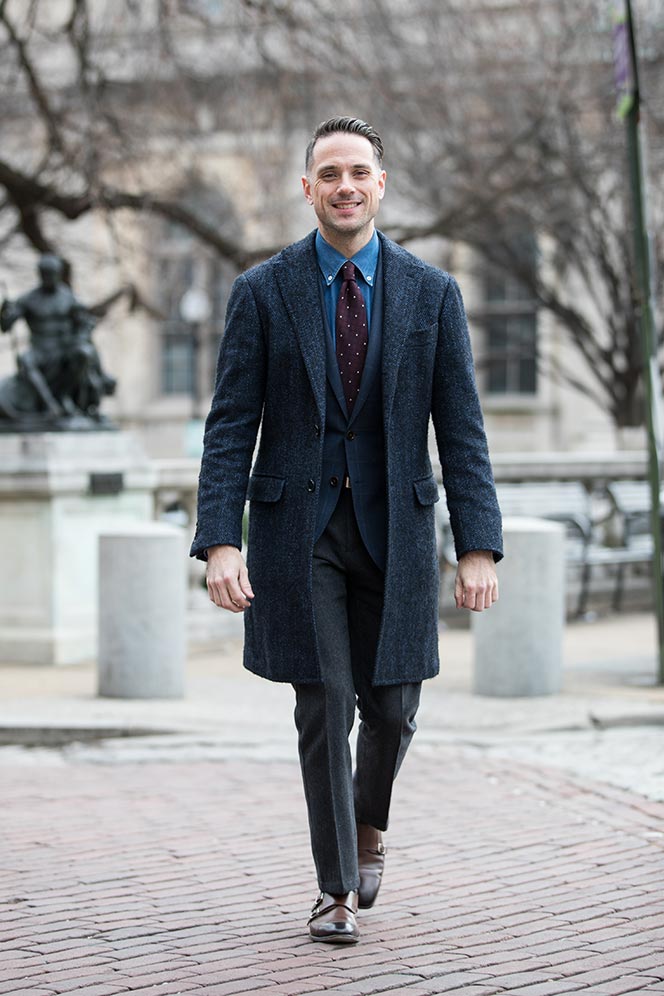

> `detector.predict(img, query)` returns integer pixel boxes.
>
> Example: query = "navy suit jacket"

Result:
[191,230,502,685]
[315,252,387,568]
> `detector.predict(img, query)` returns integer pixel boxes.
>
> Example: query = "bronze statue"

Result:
[0,255,116,429]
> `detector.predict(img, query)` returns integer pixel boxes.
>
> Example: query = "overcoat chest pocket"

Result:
[247,474,285,503]
[413,475,440,506]
[409,322,438,346]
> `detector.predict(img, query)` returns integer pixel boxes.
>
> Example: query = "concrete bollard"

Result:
[97,523,186,698]
[472,517,565,697]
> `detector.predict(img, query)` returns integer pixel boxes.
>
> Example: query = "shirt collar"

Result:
[315,230,379,288]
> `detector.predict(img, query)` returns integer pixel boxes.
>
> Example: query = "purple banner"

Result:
[612,6,634,117]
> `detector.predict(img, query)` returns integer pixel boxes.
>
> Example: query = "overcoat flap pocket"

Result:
[413,475,440,506]
[247,474,285,503]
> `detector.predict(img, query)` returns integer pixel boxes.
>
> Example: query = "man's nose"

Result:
[337,175,355,193]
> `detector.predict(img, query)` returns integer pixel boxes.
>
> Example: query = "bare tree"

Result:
[261,0,664,428]
[0,0,280,277]
[1,0,662,427]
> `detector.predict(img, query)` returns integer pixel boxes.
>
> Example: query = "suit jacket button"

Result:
[346,430,355,441]
[314,423,321,437]
[306,479,316,492]
[329,476,339,487]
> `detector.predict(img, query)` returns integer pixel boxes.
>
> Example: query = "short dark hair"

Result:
[305,117,384,173]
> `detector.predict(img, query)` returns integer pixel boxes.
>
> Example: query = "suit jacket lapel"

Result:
[379,233,425,419]
[348,250,383,426]
[320,279,349,416]
[275,233,326,420]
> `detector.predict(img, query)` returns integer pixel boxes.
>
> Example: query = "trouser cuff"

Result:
[355,813,388,833]
[318,878,360,895]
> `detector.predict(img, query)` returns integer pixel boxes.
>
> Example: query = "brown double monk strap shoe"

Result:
[308,890,359,943]
[357,823,386,909]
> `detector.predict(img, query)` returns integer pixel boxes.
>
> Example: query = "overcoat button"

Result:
[314,423,321,437]
[329,476,339,487]
[346,430,355,440]
[306,479,316,492]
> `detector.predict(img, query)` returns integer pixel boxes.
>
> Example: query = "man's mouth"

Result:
[333,201,361,210]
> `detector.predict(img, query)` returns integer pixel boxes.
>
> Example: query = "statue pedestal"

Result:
[0,432,156,665]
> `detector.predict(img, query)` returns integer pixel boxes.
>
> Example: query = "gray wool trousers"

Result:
[293,487,421,895]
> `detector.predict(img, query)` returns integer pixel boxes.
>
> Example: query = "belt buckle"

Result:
[344,475,351,489]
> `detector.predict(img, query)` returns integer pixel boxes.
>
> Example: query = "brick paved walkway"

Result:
[3,747,664,996]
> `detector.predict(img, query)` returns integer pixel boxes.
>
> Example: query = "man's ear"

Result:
[301,175,313,204]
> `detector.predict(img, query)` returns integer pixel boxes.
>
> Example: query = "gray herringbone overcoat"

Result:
[191,231,502,685]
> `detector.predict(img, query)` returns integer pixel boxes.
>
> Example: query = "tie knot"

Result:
[341,261,357,282]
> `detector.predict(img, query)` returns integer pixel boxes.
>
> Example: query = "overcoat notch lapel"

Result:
[275,236,326,420]
[380,237,425,419]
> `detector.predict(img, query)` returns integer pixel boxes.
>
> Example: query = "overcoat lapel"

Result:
[274,231,425,425]
[275,234,326,420]
[379,234,425,420]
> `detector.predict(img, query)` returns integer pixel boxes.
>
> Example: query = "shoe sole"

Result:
[310,932,359,944]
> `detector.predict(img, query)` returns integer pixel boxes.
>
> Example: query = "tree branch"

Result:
[0,158,268,268]
[0,5,68,158]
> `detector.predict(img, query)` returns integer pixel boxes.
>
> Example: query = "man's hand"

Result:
[454,550,498,612]
[206,545,254,613]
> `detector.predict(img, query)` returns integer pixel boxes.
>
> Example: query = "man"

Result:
[191,117,502,944]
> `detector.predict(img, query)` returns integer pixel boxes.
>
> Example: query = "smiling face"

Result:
[302,132,386,256]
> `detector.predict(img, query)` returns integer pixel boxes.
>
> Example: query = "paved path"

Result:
[2,613,663,800]
[3,747,664,996]
[2,612,664,994]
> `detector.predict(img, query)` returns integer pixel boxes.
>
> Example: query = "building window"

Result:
[154,230,233,400]
[161,321,195,395]
[151,179,240,403]
[480,238,538,396]
[486,315,537,394]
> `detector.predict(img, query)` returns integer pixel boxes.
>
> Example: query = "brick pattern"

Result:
[2,747,664,995]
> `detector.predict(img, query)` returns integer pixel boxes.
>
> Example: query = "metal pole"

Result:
[622,0,664,683]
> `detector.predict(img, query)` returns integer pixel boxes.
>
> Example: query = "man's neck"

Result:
[318,225,376,260]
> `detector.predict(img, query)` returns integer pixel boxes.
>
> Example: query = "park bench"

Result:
[436,480,654,617]
[495,481,600,616]
[605,480,657,610]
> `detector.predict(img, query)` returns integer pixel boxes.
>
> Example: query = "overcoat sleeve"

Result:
[432,276,503,562]
[190,273,267,560]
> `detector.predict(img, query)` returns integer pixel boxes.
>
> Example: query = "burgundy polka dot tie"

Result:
[336,261,368,415]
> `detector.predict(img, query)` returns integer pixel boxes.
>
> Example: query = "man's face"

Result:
[302,133,386,248]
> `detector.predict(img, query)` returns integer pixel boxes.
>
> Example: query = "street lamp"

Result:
[179,285,211,457]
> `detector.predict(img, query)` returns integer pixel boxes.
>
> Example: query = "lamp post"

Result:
[613,0,664,684]
[179,285,211,457]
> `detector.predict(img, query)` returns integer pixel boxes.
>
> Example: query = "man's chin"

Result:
[325,216,370,237]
